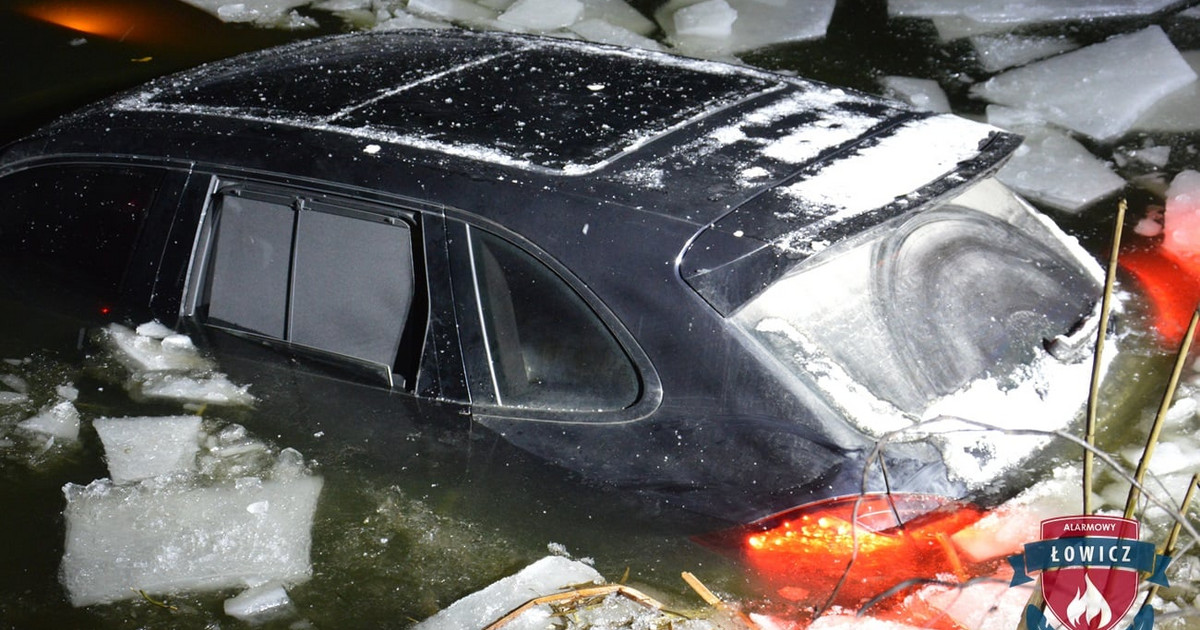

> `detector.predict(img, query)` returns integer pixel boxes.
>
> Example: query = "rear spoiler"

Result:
[681,114,1023,315]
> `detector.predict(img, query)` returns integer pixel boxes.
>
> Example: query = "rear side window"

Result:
[0,164,163,307]
[196,188,416,386]
[466,226,639,412]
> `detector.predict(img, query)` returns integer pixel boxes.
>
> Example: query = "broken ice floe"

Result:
[1133,50,1200,133]
[992,125,1126,213]
[17,400,81,441]
[177,0,317,27]
[416,555,604,629]
[98,323,254,407]
[61,474,323,606]
[61,417,322,608]
[94,416,203,483]
[654,0,837,57]
[971,26,1198,142]
[879,75,950,113]
[968,34,1077,73]
[890,0,1185,40]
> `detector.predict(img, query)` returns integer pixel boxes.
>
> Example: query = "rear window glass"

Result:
[467,227,639,411]
[199,189,416,382]
[0,164,162,308]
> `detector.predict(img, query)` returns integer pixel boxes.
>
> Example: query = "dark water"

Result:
[2,1,1199,628]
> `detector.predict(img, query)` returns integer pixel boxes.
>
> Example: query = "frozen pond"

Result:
[2,0,1200,628]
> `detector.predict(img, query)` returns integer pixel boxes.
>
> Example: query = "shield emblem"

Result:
[1040,515,1141,630]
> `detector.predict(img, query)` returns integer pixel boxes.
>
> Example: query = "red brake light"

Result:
[698,494,990,620]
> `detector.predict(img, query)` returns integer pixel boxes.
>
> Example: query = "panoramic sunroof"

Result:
[135,33,776,172]
[334,47,774,170]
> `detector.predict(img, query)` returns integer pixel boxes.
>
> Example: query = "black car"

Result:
[0,29,1103,528]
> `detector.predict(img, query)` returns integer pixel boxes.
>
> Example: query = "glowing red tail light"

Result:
[699,494,989,619]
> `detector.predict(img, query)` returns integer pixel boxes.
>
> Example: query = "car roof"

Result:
[5,29,1019,256]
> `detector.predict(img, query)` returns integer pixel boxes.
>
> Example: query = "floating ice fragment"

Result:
[889,0,1183,27]
[1133,50,1200,133]
[415,556,603,629]
[94,416,202,483]
[581,0,655,36]
[969,34,1077,73]
[1,374,28,394]
[224,582,294,621]
[970,26,1198,142]
[177,0,311,24]
[407,0,499,26]
[135,320,174,339]
[60,475,323,606]
[498,0,584,31]
[993,125,1125,213]
[950,465,1081,563]
[134,371,254,406]
[657,0,835,56]
[672,0,737,38]
[102,323,212,373]
[879,76,950,113]
[55,384,79,401]
[371,11,452,30]
[569,18,663,50]
[18,400,80,440]
[0,392,28,405]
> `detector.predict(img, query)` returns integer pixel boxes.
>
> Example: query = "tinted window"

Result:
[468,227,638,411]
[0,164,163,307]
[201,190,415,383]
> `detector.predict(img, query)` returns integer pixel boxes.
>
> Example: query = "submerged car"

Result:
[0,29,1103,529]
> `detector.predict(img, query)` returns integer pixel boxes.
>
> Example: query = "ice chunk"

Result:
[993,125,1126,213]
[581,0,655,36]
[879,76,950,113]
[969,34,1077,73]
[55,384,79,401]
[919,579,1034,630]
[569,18,663,50]
[1156,170,1200,262]
[372,11,452,30]
[672,0,736,38]
[176,0,311,24]
[60,475,323,606]
[889,0,1183,26]
[970,26,1198,142]
[94,416,202,483]
[950,465,1082,563]
[101,323,212,374]
[18,400,80,440]
[498,0,583,30]
[135,320,174,339]
[657,0,836,56]
[224,582,293,621]
[133,371,254,406]
[1,373,28,393]
[1133,50,1200,133]
[415,556,603,629]
[407,0,499,26]
[0,391,28,405]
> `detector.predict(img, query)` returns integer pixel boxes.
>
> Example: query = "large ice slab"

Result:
[656,0,836,56]
[415,555,603,629]
[60,475,323,606]
[992,124,1125,213]
[94,416,202,483]
[581,0,655,36]
[1133,50,1200,133]
[970,26,1198,142]
[569,18,663,50]
[969,34,1077,73]
[889,0,1183,26]
[498,0,584,31]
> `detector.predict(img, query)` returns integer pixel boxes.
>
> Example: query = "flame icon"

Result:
[1066,572,1113,629]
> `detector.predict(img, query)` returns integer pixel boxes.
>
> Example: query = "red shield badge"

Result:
[1039,516,1141,630]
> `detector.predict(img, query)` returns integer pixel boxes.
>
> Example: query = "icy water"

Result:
[2,0,1200,628]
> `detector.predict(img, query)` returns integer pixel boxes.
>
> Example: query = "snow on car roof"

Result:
[114,29,782,174]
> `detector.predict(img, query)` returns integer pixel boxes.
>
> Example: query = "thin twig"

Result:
[1142,474,1198,609]
[1124,307,1200,519]
[1085,199,1125,514]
